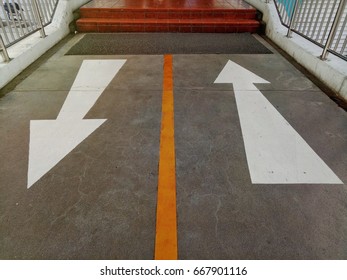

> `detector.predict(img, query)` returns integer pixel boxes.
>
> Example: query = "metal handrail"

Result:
[286,0,300,38]
[272,0,347,60]
[0,0,58,61]
[0,33,10,61]
[31,0,46,38]
[321,0,347,59]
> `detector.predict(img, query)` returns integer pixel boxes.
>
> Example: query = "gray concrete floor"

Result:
[0,34,346,259]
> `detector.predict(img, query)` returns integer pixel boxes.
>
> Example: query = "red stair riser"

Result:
[77,20,260,33]
[79,8,257,20]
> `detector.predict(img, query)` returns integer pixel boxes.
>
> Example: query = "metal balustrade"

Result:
[273,0,347,60]
[0,0,58,62]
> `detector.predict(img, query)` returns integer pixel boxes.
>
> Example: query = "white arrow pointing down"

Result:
[215,60,342,184]
[28,59,126,188]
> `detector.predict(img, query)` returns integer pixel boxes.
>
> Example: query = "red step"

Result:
[77,18,260,33]
[79,8,258,20]
[76,0,261,33]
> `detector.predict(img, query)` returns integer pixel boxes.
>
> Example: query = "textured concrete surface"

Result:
[173,55,347,259]
[0,34,346,259]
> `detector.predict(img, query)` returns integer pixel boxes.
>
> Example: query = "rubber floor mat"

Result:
[65,33,272,55]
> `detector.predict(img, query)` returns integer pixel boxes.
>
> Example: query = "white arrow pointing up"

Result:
[28,59,126,188]
[215,60,342,184]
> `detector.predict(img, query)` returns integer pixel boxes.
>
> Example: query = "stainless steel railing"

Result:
[0,0,58,61]
[273,0,347,60]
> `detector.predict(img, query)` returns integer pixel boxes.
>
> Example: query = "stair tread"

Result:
[79,7,258,19]
[77,18,260,24]
[80,7,257,12]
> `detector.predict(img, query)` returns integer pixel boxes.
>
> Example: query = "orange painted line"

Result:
[155,54,177,260]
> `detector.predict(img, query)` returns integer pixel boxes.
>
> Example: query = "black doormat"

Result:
[66,33,272,55]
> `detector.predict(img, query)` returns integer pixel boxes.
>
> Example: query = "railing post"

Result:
[287,0,300,38]
[31,0,47,38]
[0,35,11,62]
[321,0,347,60]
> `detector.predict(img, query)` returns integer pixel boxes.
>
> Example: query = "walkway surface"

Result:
[0,31,346,259]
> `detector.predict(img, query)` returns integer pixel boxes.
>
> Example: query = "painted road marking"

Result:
[155,55,178,260]
[58,60,126,120]
[27,60,126,188]
[215,60,343,184]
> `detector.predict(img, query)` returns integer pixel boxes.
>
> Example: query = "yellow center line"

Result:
[154,54,177,260]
